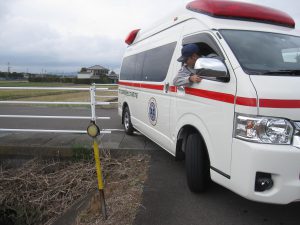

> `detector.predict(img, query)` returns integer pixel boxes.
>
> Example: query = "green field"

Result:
[0,81,118,106]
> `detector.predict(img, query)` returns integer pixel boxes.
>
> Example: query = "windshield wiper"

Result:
[262,69,300,75]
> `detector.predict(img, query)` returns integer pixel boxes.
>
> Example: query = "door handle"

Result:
[164,82,170,93]
[177,86,185,96]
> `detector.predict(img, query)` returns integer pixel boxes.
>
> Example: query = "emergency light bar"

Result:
[186,0,295,28]
[125,29,140,45]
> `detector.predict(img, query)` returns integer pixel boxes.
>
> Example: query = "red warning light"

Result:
[125,29,140,45]
[186,0,295,28]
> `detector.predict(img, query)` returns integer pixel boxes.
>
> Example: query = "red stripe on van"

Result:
[119,81,300,108]
[118,81,163,90]
[140,83,164,90]
[118,81,140,87]
[185,87,235,104]
[236,96,257,107]
[169,86,177,92]
[259,99,300,108]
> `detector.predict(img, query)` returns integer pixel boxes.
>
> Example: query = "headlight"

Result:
[234,114,294,144]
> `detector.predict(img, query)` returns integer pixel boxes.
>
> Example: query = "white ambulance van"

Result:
[118,0,300,204]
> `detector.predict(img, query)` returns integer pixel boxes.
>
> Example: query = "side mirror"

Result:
[194,57,229,81]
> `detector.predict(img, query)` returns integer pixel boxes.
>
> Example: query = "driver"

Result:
[173,44,202,87]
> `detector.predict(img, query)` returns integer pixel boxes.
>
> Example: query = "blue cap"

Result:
[177,44,199,62]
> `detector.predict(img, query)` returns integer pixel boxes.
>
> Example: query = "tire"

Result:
[175,139,185,161]
[123,107,134,135]
[185,133,210,192]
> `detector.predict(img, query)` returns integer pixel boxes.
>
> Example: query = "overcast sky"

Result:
[0,0,299,74]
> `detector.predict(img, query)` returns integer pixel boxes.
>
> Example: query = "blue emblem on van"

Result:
[148,98,158,126]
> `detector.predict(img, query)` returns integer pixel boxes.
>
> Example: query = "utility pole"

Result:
[7,62,10,80]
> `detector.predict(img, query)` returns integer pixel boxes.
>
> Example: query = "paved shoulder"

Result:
[134,150,300,225]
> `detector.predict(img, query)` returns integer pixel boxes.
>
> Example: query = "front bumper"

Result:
[230,138,300,204]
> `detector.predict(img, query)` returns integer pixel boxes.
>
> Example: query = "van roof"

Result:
[129,0,299,46]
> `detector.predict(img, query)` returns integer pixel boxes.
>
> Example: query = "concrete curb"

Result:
[0,145,157,159]
[0,131,161,159]
[51,190,98,225]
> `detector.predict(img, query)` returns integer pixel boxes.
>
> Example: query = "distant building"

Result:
[107,71,119,83]
[77,65,109,79]
[23,73,30,79]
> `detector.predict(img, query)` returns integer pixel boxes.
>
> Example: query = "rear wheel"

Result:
[123,107,134,135]
[185,133,210,192]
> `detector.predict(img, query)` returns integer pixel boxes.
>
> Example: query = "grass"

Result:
[18,90,117,102]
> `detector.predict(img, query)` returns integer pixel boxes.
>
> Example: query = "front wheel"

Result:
[185,133,210,192]
[123,107,134,135]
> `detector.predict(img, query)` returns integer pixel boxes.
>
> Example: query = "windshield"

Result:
[220,30,300,75]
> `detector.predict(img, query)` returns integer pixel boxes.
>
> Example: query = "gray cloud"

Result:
[0,2,10,19]
[0,34,126,73]
[0,15,126,73]
[0,0,299,74]
[0,0,128,73]
[0,0,20,21]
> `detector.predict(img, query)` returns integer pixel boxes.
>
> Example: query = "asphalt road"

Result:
[134,150,300,225]
[0,105,122,130]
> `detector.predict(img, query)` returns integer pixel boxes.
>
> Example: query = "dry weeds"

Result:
[0,153,150,225]
[76,153,150,225]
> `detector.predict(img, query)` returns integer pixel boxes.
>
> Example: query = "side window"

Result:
[120,52,144,81]
[196,42,217,57]
[182,33,229,82]
[142,42,176,82]
[120,42,176,82]
[182,33,224,58]
[135,52,145,80]
[120,54,137,80]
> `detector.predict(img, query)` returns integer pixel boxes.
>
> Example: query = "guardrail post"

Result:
[90,84,97,122]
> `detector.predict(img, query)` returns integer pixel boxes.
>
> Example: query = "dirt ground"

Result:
[0,152,150,225]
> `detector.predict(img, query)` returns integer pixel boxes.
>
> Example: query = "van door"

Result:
[134,42,177,151]
[170,30,237,177]
[133,24,184,152]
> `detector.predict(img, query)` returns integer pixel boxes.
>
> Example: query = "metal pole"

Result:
[0,87,93,91]
[90,85,97,122]
[0,101,91,105]
[0,128,111,134]
[0,115,110,120]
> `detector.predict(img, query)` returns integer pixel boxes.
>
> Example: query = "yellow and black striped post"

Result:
[87,121,107,219]
[92,137,107,220]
